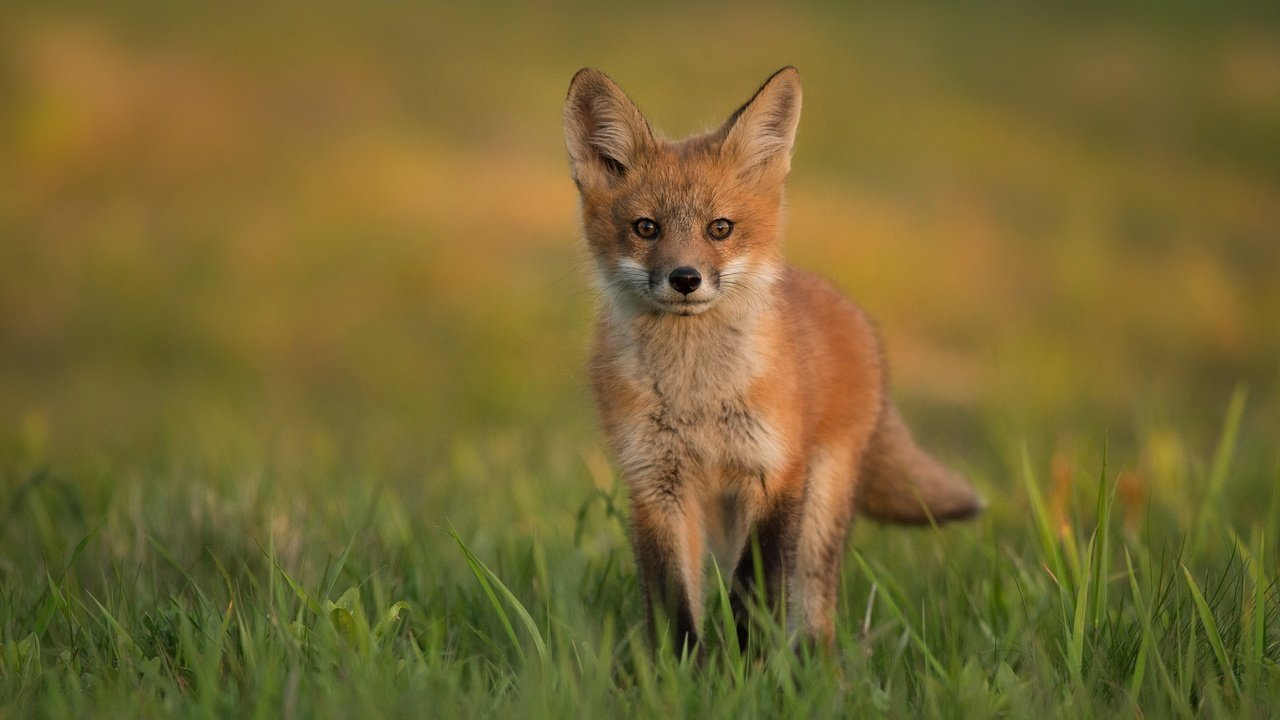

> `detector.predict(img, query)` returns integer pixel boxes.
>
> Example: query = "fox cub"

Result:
[563,67,981,652]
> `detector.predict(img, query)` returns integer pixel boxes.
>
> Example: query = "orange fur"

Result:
[564,67,981,651]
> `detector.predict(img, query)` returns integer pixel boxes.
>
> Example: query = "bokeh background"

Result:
[2,2,1279,548]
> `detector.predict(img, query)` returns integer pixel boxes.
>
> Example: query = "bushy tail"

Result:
[857,403,984,524]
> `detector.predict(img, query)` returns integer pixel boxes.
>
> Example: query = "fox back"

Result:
[564,67,981,652]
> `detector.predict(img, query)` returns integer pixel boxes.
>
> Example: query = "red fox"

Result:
[563,67,982,652]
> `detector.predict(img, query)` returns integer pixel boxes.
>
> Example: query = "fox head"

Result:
[563,67,802,317]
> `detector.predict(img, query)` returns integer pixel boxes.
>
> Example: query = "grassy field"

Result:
[3,2,1280,717]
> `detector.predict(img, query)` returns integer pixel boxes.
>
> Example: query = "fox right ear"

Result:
[563,69,654,190]
[718,66,802,180]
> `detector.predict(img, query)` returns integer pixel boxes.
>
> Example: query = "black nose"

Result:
[668,267,702,295]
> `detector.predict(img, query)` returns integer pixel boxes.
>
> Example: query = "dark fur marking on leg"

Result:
[633,520,699,654]
[729,496,800,649]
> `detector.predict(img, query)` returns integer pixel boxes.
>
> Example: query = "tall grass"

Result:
[1,392,1278,717]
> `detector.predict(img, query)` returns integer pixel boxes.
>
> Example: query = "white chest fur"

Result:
[604,307,787,492]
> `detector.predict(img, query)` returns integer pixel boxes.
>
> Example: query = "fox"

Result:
[562,66,982,653]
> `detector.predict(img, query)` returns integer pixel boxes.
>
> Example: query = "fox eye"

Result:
[707,218,734,240]
[632,218,660,239]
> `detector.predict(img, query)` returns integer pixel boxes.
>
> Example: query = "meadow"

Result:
[2,2,1279,717]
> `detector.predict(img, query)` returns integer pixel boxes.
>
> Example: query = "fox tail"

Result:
[857,403,984,524]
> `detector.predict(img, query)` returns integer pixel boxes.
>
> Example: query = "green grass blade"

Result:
[450,527,548,664]
[87,593,141,663]
[320,533,357,602]
[710,561,743,667]
[1090,438,1113,629]
[853,550,949,684]
[30,524,99,637]
[1251,530,1265,687]
[1192,386,1246,552]
[1068,534,1092,688]
[1021,444,1071,602]
[1125,548,1190,719]
[264,553,323,618]
[147,533,213,613]
[1182,565,1241,698]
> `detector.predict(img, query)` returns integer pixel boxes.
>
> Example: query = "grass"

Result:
[2,1,1279,717]
[1,392,1278,718]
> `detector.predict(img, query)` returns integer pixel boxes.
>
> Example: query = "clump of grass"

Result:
[2,391,1278,718]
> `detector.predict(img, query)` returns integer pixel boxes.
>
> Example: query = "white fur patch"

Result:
[596,257,651,315]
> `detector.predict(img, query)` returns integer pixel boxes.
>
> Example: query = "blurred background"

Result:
[2,2,1278,534]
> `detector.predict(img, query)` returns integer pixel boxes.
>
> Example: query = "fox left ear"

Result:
[563,68,655,191]
[718,66,802,179]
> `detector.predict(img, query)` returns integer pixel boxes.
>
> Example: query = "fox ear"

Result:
[564,68,655,190]
[718,66,802,178]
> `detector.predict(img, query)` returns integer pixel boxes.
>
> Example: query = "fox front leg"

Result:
[728,466,804,650]
[791,442,865,646]
[630,488,704,657]
[729,497,799,650]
